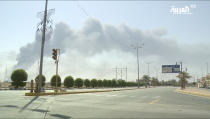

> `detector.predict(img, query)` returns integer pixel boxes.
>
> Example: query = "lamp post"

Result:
[131,43,144,88]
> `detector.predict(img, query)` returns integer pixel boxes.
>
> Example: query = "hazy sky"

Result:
[0,1,210,82]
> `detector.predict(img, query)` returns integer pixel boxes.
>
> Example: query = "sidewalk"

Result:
[176,87,210,98]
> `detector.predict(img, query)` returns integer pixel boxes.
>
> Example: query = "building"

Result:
[197,74,210,88]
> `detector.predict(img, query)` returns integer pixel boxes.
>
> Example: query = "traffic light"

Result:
[52,49,57,60]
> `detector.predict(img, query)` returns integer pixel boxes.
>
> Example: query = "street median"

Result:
[25,88,139,96]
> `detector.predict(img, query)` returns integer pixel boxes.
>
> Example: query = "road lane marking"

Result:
[149,96,161,104]
[149,99,160,104]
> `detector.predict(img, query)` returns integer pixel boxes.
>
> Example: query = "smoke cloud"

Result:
[14,18,210,79]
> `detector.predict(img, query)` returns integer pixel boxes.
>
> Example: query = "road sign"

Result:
[162,65,180,73]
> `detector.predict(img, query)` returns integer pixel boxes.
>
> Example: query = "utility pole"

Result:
[180,62,184,89]
[125,67,127,82]
[37,60,39,75]
[37,0,54,93]
[116,67,118,80]
[4,65,7,82]
[205,62,208,88]
[207,63,208,75]
[112,67,118,80]
[112,67,127,81]
[131,43,144,88]
[38,0,48,93]
[120,69,122,80]
[145,62,152,76]
[177,62,183,89]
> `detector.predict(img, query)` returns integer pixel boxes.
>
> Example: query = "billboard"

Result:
[162,65,180,73]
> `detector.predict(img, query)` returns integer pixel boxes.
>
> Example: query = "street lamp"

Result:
[131,43,144,88]
[145,61,153,77]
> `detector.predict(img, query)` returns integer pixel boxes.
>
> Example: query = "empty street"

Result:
[0,87,210,119]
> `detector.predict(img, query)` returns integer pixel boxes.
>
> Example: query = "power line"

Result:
[75,0,89,17]
[112,67,127,81]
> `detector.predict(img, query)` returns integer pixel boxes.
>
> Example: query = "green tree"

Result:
[126,81,137,87]
[122,80,126,87]
[111,79,117,87]
[91,79,98,88]
[97,80,103,87]
[117,79,123,87]
[64,76,74,88]
[103,79,108,87]
[35,75,46,87]
[142,75,151,88]
[84,79,90,88]
[169,79,177,86]
[151,77,159,86]
[75,78,83,88]
[192,82,196,87]
[177,71,191,89]
[11,69,28,89]
[107,80,112,87]
[50,75,61,87]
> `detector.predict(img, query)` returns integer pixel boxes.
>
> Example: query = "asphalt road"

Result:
[0,87,210,119]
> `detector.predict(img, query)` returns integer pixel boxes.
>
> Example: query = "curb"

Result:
[175,89,210,98]
[25,88,139,96]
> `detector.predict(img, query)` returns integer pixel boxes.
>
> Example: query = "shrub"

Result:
[75,78,83,88]
[97,80,103,87]
[50,75,61,87]
[103,79,108,87]
[84,79,90,88]
[11,69,28,89]
[64,76,74,88]
[111,79,117,87]
[35,75,46,87]
[107,80,112,87]
[91,79,98,88]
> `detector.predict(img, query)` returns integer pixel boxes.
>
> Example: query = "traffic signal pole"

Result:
[52,49,60,93]
[38,0,48,93]
[55,60,58,92]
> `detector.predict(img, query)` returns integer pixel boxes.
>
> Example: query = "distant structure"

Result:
[112,67,127,81]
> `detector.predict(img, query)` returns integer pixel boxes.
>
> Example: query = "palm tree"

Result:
[177,71,191,90]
